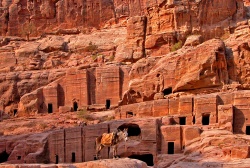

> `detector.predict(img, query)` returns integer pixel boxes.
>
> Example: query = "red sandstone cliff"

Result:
[1,0,250,167]
[0,0,247,115]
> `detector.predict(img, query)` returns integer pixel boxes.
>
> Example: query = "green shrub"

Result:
[92,54,99,61]
[171,41,183,52]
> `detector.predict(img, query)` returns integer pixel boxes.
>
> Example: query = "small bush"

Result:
[77,109,88,120]
[77,109,95,121]
[171,41,183,52]
[92,54,99,61]
[109,55,115,61]
[84,41,98,52]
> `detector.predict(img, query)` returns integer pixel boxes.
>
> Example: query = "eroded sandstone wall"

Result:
[0,0,245,40]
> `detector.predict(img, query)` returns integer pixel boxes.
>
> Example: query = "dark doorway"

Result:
[202,114,210,125]
[128,154,154,166]
[246,126,250,135]
[162,87,172,96]
[0,151,9,163]
[126,111,134,118]
[17,156,21,160]
[179,117,186,125]
[13,109,17,116]
[168,142,174,154]
[118,123,141,136]
[48,103,53,113]
[55,155,58,164]
[106,99,111,109]
[73,102,78,111]
[71,152,75,162]
[192,116,196,124]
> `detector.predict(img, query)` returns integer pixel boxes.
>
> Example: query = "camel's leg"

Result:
[113,145,118,159]
[96,144,104,160]
[95,136,103,160]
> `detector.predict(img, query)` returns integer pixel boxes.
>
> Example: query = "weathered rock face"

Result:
[0,0,248,114]
[0,0,117,36]
[0,69,66,115]
[115,16,146,62]
[225,30,250,87]
[0,27,126,115]
[121,38,228,104]
[0,132,49,164]
[0,0,245,41]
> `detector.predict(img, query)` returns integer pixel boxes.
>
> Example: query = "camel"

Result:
[95,128,128,159]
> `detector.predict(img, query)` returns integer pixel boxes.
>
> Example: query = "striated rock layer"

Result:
[0,0,245,42]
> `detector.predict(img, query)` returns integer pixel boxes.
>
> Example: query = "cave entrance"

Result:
[168,142,174,154]
[73,102,78,112]
[71,152,75,162]
[117,123,141,137]
[246,126,250,135]
[162,87,172,96]
[202,114,210,125]
[126,111,134,118]
[13,109,17,116]
[55,155,59,164]
[179,117,186,125]
[106,99,111,109]
[128,154,154,166]
[48,103,53,113]
[0,151,9,163]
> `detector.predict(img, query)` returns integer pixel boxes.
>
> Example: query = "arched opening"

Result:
[71,152,75,162]
[17,156,21,160]
[0,151,9,163]
[162,87,172,96]
[128,154,154,166]
[106,99,111,109]
[48,103,53,113]
[13,109,17,116]
[73,102,78,111]
[117,123,141,137]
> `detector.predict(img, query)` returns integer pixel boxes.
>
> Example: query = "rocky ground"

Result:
[0,158,148,168]
[0,110,115,135]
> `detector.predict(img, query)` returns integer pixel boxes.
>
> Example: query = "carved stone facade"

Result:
[18,65,131,115]
[116,90,250,134]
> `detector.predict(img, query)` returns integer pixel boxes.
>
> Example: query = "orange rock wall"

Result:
[0,0,245,41]
[64,69,88,108]
[19,65,131,115]
[95,66,120,105]
[117,90,250,134]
